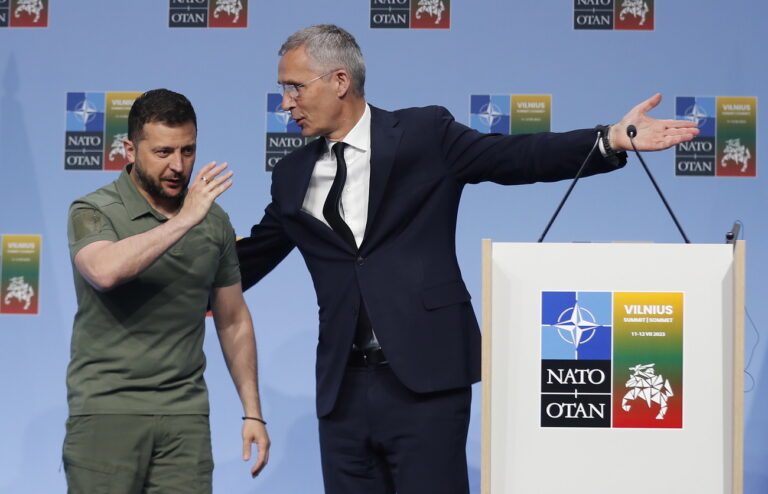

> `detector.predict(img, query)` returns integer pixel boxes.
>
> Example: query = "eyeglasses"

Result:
[278,69,340,97]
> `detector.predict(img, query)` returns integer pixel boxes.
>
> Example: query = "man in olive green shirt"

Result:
[64,89,269,493]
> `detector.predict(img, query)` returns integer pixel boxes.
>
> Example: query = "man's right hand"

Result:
[73,161,235,291]
[177,161,234,227]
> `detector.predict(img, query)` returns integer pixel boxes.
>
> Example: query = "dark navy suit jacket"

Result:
[237,105,625,417]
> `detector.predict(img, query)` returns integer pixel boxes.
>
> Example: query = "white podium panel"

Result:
[481,242,742,494]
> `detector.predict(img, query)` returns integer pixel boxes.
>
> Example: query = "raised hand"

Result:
[178,161,234,227]
[609,93,700,152]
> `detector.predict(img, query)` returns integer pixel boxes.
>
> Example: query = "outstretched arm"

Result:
[211,282,270,478]
[609,93,700,152]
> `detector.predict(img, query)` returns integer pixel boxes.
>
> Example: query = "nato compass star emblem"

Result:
[477,101,504,128]
[683,104,709,129]
[554,301,599,359]
[272,102,292,128]
[73,99,99,125]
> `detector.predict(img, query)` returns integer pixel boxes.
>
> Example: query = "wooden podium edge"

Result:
[733,240,745,494]
[481,239,492,494]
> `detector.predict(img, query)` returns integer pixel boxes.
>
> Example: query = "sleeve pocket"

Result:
[422,280,471,310]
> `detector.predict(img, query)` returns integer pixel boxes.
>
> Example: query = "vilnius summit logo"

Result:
[65,92,142,171]
[541,291,683,429]
[370,0,450,29]
[573,0,654,31]
[675,96,757,177]
[169,0,247,28]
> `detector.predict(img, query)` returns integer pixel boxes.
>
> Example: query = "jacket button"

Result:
[356,256,365,266]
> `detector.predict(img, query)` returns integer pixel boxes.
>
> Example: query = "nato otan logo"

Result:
[169,0,247,28]
[543,291,684,429]
[573,0,654,31]
[541,291,612,428]
[370,0,450,29]
[471,94,551,135]
[65,93,105,170]
[65,92,141,171]
[0,0,48,28]
[675,96,757,177]
[265,93,314,172]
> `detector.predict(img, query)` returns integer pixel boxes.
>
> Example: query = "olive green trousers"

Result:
[63,415,213,494]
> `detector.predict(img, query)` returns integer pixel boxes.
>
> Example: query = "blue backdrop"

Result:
[1,1,766,492]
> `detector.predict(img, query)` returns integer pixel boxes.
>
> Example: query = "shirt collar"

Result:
[115,164,170,221]
[324,103,371,154]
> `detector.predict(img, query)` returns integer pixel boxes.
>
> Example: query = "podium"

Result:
[480,241,745,494]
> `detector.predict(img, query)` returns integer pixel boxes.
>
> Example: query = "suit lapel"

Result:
[363,106,402,249]
[281,137,358,252]
[283,137,325,216]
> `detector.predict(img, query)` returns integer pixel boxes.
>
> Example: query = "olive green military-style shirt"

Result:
[66,165,240,415]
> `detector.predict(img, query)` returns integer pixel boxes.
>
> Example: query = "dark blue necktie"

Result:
[322,142,375,349]
[323,142,357,249]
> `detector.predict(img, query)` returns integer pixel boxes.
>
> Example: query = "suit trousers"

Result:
[318,363,471,494]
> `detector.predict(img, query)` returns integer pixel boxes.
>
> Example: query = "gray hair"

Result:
[279,24,366,97]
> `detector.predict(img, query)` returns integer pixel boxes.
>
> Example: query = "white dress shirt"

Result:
[301,104,371,248]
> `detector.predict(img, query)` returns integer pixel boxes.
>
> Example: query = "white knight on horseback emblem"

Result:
[621,363,673,420]
[721,138,752,173]
[415,0,445,24]
[619,0,649,26]
[109,133,128,162]
[4,276,35,310]
[213,0,244,23]
[14,0,45,23]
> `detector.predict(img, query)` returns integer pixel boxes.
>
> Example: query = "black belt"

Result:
[348,347,388,367]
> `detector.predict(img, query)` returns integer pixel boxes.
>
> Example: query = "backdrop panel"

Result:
[0,1,766,492]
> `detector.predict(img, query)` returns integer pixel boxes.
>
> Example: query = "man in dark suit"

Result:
[237,24,698,494]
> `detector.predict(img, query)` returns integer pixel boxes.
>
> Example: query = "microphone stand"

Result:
[626,125,690,244]
[538,125,691,244]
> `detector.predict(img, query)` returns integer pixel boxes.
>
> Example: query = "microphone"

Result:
[625,126,690,243]
[538,130,603,242]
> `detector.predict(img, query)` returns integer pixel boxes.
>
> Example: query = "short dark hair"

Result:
[128,89,197,143]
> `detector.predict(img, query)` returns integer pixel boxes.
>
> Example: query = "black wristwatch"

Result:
[595,124,626,167]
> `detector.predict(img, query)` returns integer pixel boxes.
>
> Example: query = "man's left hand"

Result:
[242,420,270,478]
[610,93,700,152]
